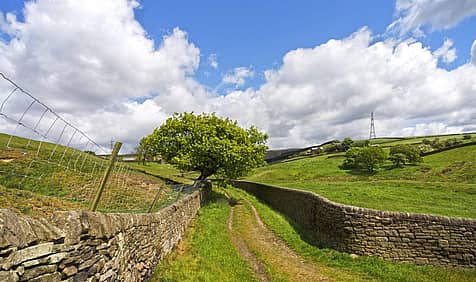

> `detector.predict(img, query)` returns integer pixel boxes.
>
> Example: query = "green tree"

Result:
[353,139,370,148]
[341,137,354,151]
[343,146,387,173]
[356,146,387,173]
[135,138,154,165]
[342,147,359,168]
[431,138,443,149]
[389,153,408,168]
[444,138,462,147]
[143,112,268,187]
[389,144,422,167]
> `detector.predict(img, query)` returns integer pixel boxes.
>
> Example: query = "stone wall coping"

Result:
[0,189,203,249]
[233,180,476,226]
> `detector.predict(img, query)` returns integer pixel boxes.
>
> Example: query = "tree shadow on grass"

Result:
[203,189,228,205]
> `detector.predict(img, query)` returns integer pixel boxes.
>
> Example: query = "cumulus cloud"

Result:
[252,28,476,148]
[472,40,476,65]
[222,67,254,87]
[389,0,476,35]
[433,39,457,64]
[0,0,202,151]
[207,53,218,69]
[1,0,476,151]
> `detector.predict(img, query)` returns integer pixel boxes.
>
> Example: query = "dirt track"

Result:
[227,195,329,281]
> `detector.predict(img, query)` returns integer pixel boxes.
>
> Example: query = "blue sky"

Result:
[1,0,474,89]
[135,0,474,89]
[136,0,396,89]
[0,0,476,150]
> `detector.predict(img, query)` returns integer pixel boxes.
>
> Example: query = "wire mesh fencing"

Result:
[0,73,177,215]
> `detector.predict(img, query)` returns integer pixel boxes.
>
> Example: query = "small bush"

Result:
[343,146,387,173]
[444,138,462,147]
[389,145,422,167]
[431,138,444,149]
[352,140,370,148]
[389,153,407,168]
[422,139,431,145]
[341,137,354,151]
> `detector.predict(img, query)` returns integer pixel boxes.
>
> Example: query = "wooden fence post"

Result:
[90,141,122,212]
[148,186,163,213]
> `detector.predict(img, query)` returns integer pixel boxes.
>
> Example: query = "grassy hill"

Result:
[246,134,476,218]
[0,133,176,216]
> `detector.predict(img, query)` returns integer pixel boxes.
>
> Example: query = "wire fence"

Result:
[0,73,181,215]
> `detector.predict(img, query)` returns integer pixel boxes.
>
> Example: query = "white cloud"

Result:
[207,53,218,69]
[0,0,200,113]
[472,39,476,65]
[222,67,254,87]
[0,0,202,151]
[401,122,464,137]
[433,39,457,64]
[252,28,476,148]
[1,1,476,151]
[390,0,476,35]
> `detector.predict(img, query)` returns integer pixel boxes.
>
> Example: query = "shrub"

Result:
[343,146,387,173]
[352,140,370,148]
[444,138,462,147]
[341,137,354,151]
[389,144,422,167]
[389,153,407,168]
[418,144,432,154]
[431,138,444,149]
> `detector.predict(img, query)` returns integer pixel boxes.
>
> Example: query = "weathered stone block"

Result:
[3,243,54,270]
[0,271,18,282]
[73,271,88,282]
[438,239,449,248]
[20,264,57,281]
[0,247,17,256]
[62,265,77,277]
[0,210,63,249]
[78,257,99,271]
[29,272,61,282]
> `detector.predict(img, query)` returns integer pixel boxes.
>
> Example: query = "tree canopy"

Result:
[343,146,387,173]
[142,112,268,185]
[389,144,422,167]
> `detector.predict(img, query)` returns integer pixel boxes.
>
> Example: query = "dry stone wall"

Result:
[0,183,210,282]
[233,181,476,267]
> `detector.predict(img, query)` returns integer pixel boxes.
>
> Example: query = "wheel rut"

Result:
[226,192,329,281]
[227,205,271,282]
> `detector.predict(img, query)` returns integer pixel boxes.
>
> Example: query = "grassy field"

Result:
[150,189,257,282]
[128,162,198,184]
[131,151,476,280]
[229,187,476,282]
[0,133,175,215]
[370,132,476,147]
[152,185,476,281]
[246,140,476,218]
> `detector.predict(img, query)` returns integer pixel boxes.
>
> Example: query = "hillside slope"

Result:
[246,143,476,218]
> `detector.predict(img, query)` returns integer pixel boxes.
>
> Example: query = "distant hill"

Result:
[265,132,476,164]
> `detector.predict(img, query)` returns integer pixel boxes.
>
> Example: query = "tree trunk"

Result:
[192,172,211,189]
